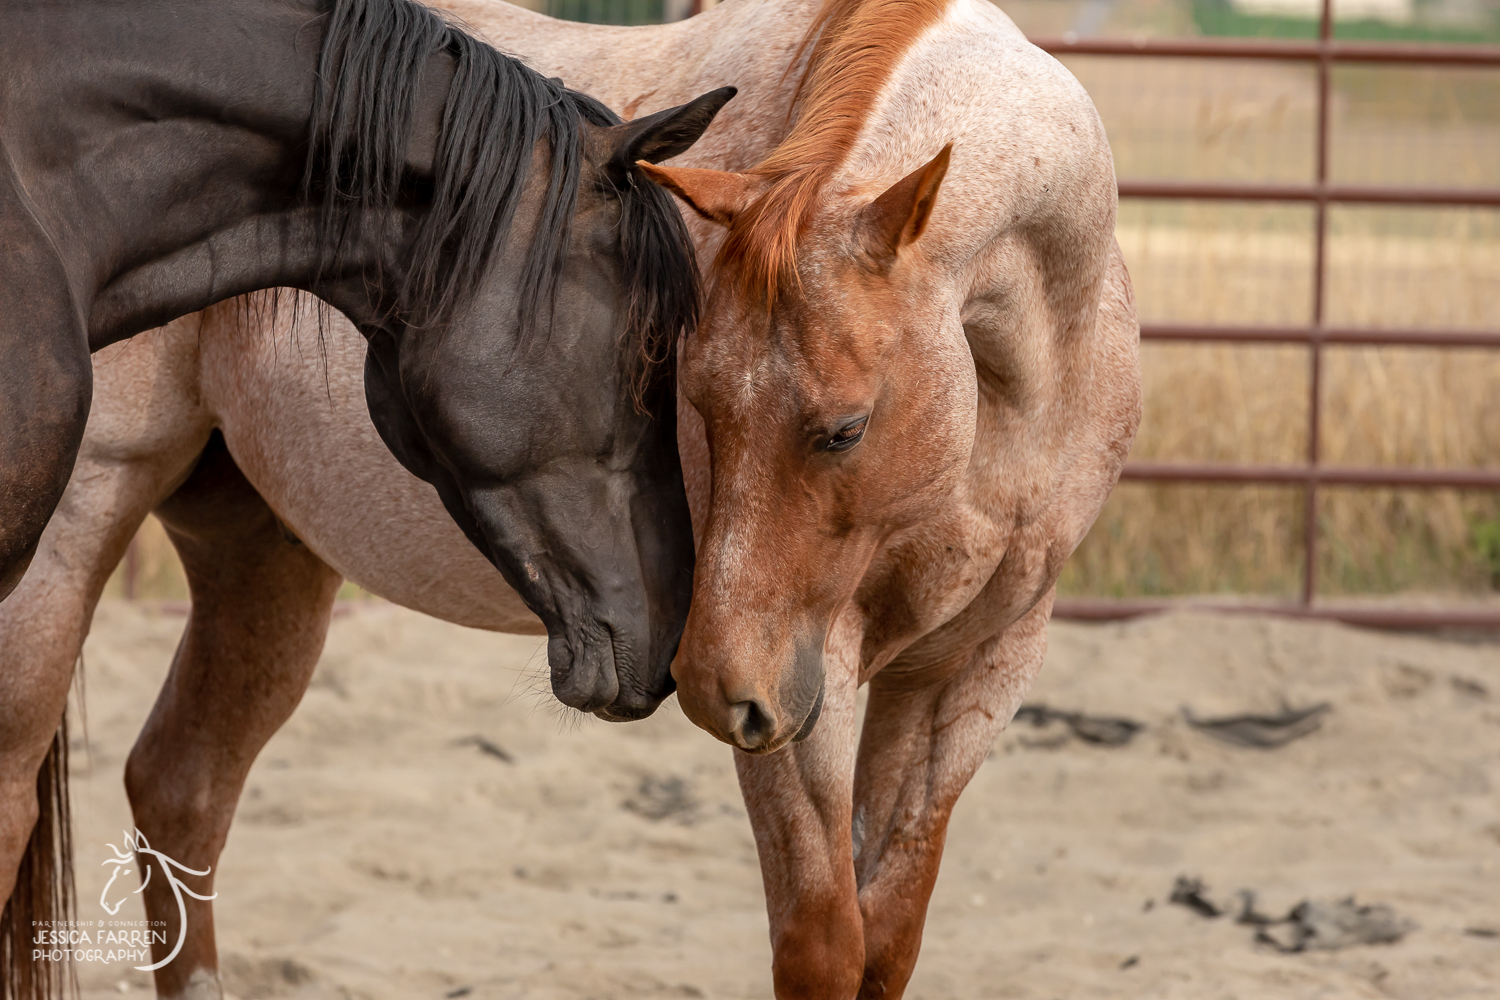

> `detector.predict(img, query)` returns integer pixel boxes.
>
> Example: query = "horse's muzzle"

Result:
[547,616,677,720]
[674,633,827,754]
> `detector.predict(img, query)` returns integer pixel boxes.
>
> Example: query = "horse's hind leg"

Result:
[0,170,93,600]
[0,576,88,1000]
[125,432,341,1000]
[850,598,1051,1000]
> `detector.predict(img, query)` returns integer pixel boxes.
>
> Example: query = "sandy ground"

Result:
[63,600,1500,1000]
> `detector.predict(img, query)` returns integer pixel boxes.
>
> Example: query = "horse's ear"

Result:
[635,164,762,227]
[609,86,737,169]
[855,144,953,263]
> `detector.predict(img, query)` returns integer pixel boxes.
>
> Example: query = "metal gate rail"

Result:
[1033,3,1500,628]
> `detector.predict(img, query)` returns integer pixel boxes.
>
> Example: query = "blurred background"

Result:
[106,0,1500,610]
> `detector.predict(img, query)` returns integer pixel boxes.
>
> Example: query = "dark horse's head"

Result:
[304,0,731,719]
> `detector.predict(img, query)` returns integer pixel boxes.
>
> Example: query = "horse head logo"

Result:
[99,834,142,916]
[99,829,217,972]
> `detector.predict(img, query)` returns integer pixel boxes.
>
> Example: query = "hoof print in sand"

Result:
[457,734,515,763]
[1168,875,1227,918]
[1255,898,1417,952]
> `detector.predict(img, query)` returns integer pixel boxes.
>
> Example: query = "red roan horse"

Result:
[0,0,1140,997]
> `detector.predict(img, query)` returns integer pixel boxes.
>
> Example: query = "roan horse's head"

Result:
[302,1,734,721]
[641,144,970,752]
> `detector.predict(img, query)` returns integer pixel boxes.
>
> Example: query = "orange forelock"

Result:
[716,0,952,306]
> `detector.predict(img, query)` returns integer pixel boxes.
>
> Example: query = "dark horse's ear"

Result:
[608,86,737,176]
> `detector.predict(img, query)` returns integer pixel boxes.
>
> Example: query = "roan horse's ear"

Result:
[609,86,738,172]
[855,143,953,264]
[635,164,763,227]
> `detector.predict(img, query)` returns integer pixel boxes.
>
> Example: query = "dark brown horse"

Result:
[0,0,735,995]
[0,0,739,701]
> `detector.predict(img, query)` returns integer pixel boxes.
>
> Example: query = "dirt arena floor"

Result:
[67,601,1499,1000]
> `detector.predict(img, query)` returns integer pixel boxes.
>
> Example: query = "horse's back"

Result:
[843,0,1116,245]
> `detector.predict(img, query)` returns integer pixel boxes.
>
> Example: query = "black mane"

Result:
[302,0,697,395]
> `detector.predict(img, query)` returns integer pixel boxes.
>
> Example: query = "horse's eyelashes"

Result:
[825,417,868,453]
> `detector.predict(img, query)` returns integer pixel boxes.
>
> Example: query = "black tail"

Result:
[0,715,75,1000]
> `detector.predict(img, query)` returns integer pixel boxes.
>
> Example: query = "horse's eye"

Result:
[826,417,868,453]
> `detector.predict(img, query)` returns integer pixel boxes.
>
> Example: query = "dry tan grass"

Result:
[1048,52,1500,600]
[1060,206,1500,599]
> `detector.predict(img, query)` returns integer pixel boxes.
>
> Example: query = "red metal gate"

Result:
[1036,2,1500,629]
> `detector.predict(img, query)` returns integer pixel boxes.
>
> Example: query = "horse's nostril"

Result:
[728,699,776,751]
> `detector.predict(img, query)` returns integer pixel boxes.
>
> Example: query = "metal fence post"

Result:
[1303,0,1333,609]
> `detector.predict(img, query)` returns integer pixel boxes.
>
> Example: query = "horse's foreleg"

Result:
[850,596,1052,1000]
[126,433,341,1000]
[733,636,864,1000]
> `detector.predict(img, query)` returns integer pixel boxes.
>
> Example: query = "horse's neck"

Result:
[0,0,339,347]
[442,0,821,170]
[1,0,454,349]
